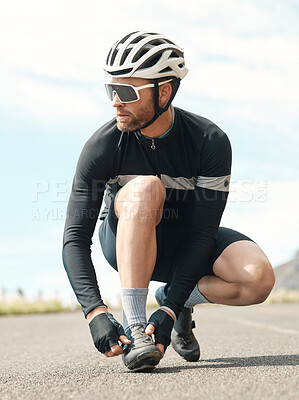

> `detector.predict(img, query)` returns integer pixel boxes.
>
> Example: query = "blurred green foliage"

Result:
[266,289,299,304]
[0,298,72,315]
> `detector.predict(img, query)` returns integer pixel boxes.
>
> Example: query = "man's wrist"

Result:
[86,306,108,323]
[160,306,176,322]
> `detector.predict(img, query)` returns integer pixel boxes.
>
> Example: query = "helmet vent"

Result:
[120,48,133,66]
[132,47,150,63]
[106,48,112,65]
[131,35,147,44]
[138,53,163,70]
[119,32,137,44]
[109,68,133,76]
[110,48,118,66]
[170,51,180,58]
[150,39,165,46]
[159,67,172,73]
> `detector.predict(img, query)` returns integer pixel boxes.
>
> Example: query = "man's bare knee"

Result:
[133,175,166,203]
[115,175,166,221]
[242,261,275,304]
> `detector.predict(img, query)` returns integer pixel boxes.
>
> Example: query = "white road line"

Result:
[239,320,299,335]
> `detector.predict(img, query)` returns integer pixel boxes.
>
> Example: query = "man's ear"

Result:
[159,83,172,108]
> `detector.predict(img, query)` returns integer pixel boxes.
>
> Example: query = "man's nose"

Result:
[112,92,124,107]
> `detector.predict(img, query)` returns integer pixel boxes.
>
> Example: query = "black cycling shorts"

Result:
[98,196,255,283]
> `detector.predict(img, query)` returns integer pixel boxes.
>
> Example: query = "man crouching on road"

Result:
[62,31,275,371]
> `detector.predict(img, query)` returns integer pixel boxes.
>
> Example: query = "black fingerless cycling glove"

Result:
[148,308,174,351]
[89,312,125,354]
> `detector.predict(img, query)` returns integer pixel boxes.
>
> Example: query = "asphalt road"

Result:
[1,303,298,400]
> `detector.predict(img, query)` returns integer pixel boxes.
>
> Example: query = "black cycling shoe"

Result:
[122,325,162,372]
[171,307,200,361]
[155,284,200,362]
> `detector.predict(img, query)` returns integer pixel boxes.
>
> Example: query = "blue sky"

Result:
[0,0,298,305]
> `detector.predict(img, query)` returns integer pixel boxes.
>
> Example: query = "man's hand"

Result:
[88,310,131,357]
[145,308,175,357]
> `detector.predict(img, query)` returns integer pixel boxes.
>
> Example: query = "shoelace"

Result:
[130,326,153,348]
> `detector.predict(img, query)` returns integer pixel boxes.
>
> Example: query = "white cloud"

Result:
[183,30,299,107]
[0,71,105,121]
[0,0,298,123]
[0,1,104,81]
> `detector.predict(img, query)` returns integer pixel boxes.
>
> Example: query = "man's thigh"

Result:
[208,227,256,277]
[211,227,272,283]
[153,226,256,282]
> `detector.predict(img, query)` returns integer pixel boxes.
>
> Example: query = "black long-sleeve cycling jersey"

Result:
[62,107,232,318]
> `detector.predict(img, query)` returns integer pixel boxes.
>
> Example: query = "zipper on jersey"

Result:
[150,139,160,178]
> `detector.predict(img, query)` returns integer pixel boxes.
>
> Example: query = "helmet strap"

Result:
[140,78,181,129]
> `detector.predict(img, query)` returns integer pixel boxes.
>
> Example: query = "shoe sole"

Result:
[125,350,162,372]
[171,342,200,362]
[171,333,200,362]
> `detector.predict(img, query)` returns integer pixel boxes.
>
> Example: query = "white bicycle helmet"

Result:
[104,31,188,80]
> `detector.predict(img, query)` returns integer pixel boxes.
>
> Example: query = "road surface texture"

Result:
[1,303,298,400]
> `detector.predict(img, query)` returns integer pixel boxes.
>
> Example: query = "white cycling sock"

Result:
[121,288,148,335]
[184,284,211,308]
